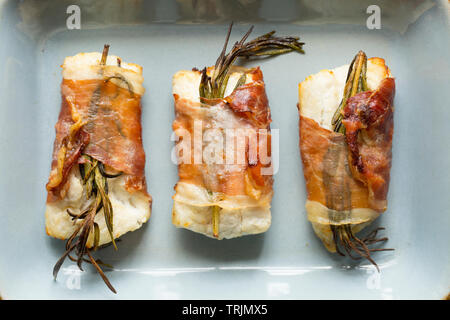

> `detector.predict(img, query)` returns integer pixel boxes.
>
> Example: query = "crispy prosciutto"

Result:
[342,77,395,211]
[298,53,395,266]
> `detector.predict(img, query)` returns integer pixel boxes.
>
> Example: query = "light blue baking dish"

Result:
[0,0,448,299]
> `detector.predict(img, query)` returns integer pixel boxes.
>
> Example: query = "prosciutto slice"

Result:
[343,77,395,211]
[47,78,147,201]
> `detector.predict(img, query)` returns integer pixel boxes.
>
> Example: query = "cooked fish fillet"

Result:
[172,67,273,239]
[298,58,392,251]
[45,52,151,247]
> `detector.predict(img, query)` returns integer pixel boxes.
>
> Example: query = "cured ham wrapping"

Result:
[342,77,395,211]
[298,54,395,264]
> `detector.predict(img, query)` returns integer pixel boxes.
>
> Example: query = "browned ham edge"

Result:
[342,77,395,211]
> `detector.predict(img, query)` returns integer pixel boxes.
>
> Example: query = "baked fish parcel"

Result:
[172,24,304,239]
[46,46,151,292]
[172,67,273,239]
[298,51,395,266]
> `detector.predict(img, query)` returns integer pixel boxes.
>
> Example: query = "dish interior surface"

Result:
[0,0,449,299]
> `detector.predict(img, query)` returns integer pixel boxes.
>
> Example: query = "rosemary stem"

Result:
[100,44,110,65]
[332,50,368,133]
[212,205,220,238]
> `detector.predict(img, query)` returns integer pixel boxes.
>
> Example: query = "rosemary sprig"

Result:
[53,155,122,293]
[332,50,368,133]
[53,45,123,293]
[199,22,305,103]
[100,44,109,65]
[328,51,393,270]
[200,24,304,238]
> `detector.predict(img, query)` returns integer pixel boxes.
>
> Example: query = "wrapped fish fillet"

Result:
[46,46,151,292]
[298,51,395,267]
[172,24,304,239]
